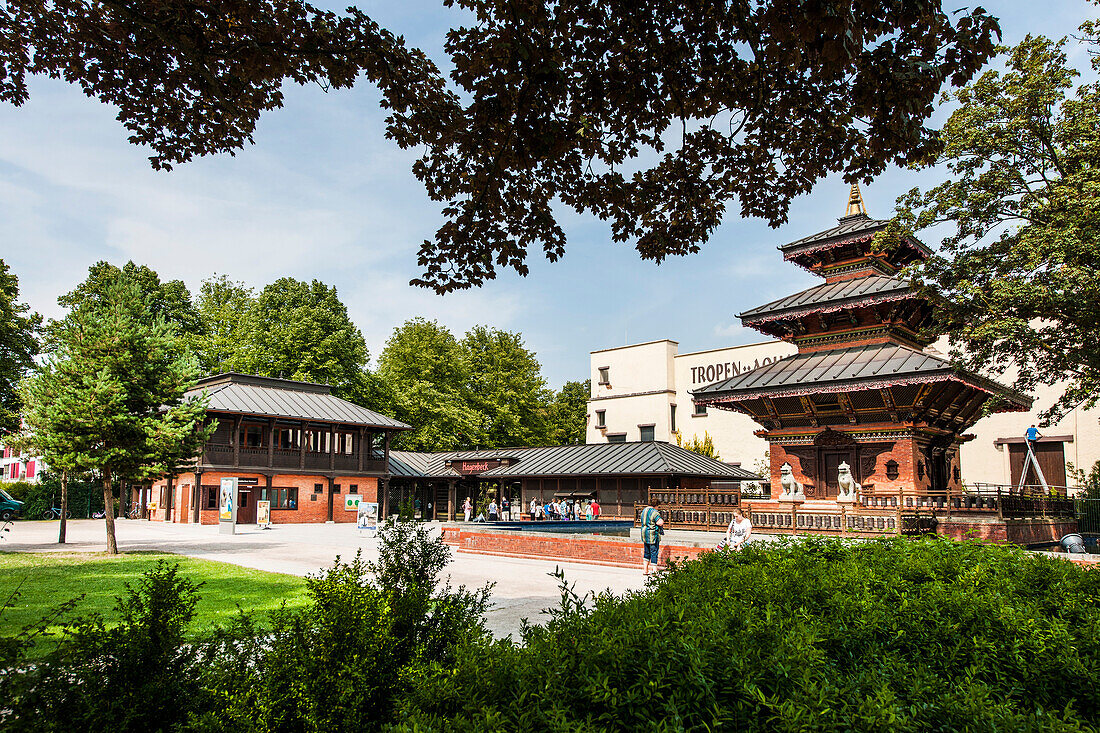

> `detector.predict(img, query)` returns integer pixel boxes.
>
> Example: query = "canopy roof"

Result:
[189,373,411,430]
[389,442,759,480]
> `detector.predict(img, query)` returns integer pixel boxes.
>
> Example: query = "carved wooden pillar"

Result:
[329,424,336,471]
[380,476,390,520]
[299,421,307,469]
[357,427,365,472]
[267,418,276,466]
[233,416,241,467]
[193,471,203,524]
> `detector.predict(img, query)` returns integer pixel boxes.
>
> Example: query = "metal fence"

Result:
[1076,498,1100,534]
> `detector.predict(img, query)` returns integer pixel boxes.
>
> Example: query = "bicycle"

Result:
[128,506,142,519]
[40,507,73,520]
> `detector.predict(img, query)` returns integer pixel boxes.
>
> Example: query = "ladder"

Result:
[1016,439,1050,493]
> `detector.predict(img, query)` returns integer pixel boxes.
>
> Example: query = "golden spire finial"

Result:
[845,183,867,217]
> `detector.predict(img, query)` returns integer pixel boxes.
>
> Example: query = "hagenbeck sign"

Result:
[689,357,781,386]
[453,459,503,475]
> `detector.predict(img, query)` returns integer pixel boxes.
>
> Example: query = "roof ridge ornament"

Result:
[844,183,867,217]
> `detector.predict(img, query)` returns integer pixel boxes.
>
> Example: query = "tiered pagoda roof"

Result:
[693,186,1030,430]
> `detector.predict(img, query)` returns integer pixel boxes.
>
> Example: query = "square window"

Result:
[595,410,606,428]
[314,483,323,494]
[598,367,610,385]
[694,403,707,416]
[639,425,655,442]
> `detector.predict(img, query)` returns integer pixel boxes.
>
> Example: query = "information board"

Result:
[219,477,238,535]
[256,500,271,528]
[344,494,362,512]
[357,501,378,536]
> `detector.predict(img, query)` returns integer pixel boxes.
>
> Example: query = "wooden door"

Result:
[822,451,853,498]
[1009,442,1067,489]
[236,488,256,523]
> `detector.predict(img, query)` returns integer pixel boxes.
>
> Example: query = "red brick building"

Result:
[144,373,410,525]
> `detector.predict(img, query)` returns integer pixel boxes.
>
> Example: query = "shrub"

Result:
[393,537,1100,731]
[0,560,203,733]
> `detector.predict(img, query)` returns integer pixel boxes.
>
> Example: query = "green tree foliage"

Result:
[49,261,203,350]
[547,379,590,445]
[462,325,551,448]
[0,259,39,434]
[676,430,720,460]
[376,318,479,451]
[2,2,1000,292]
[18,274,211,553]
[193,275,254,376]
[397,538,1100,731]
[890,31,1100,418]
[225,278,370,397]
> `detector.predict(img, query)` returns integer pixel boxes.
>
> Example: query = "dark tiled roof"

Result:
[389,443,758,480]
[189,373,411,430]
[740,275,914,321]
[692,343,1031,407]
[779,213,890,251]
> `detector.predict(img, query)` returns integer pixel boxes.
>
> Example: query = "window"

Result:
[694,402,707,416]
[314,483,324,494]
[885,460,899,481]
[350,484,358,493]
[369,432,385,460]
[670,405,676,433]
[639,425,655,442]
[332,484,341,494]
[273,427,299,450]
[595,410,606,428]
[204,486,218,509]
[238,424,264,448]
[260,487,299,510]
[607,433,627,444]
[336,431,355,454]
[307,429,330,453]
[598,367,610,385]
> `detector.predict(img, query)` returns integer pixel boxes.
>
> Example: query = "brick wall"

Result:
[150,472,379,524]
[938,518,1078,546]
[443,526,710,568]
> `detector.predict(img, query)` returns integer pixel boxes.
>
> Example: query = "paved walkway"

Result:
[2,519,664,639]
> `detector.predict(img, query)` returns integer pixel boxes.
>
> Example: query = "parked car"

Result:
[0,487,23,521]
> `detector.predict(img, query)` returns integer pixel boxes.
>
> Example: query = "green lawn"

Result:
[0,551,310,651]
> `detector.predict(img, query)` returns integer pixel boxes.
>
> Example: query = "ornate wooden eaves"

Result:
[799,396,819,427]
[762,397,783,429]
[837,393,858,424]
[880,388,900,422]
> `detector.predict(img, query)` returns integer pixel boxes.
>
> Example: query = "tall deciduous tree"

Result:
[1,1,1000,291]
[0,259,39,434]
[193,275,255,375]
[888,32,1100,418]
[230,278,370,397]
[376,318,480,452]
[19,275,211,554]
[547,380,590,445]
[461,326,552,448]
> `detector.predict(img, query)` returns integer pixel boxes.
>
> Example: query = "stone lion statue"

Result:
[779,462,805,501]
[836,461,861,502]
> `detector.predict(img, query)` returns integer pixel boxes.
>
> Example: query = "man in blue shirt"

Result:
[1026,424,1042,443]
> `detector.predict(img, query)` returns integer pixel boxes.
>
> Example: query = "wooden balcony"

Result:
[199,443,387,474]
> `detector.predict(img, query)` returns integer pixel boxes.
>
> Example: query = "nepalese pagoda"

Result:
[692,186,1031,500]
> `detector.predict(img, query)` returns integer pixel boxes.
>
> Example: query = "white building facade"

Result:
[0,441,44,483]
[587,338,1099,488]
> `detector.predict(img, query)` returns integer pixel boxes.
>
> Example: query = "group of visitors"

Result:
[639,498,752,575]
[528,496,601,521]
[461,495,516,522]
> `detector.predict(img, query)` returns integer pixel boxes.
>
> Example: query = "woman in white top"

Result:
[726,508,752,550]
[463,497,473,522]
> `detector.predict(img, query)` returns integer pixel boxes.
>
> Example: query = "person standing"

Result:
[488,498,499,521]
[725,508,752,551]
[640,497,665,575]
[585,501,593,521]
[502,496,511,521]
[463,496,473,522]
[591,498,601,520]
[530,496,538,520]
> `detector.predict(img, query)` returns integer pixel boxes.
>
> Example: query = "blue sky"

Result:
[1,1,1094,389]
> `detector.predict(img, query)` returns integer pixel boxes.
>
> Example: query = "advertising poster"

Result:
[344,494,362,512]
[219,477,238,535]
[256,500,271,528]
[357,501,378,536]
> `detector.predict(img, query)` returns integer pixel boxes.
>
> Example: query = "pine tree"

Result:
[19,275,211,554]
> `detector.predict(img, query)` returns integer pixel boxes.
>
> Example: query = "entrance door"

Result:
[236,488,256,524]
[822,451,854,499]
